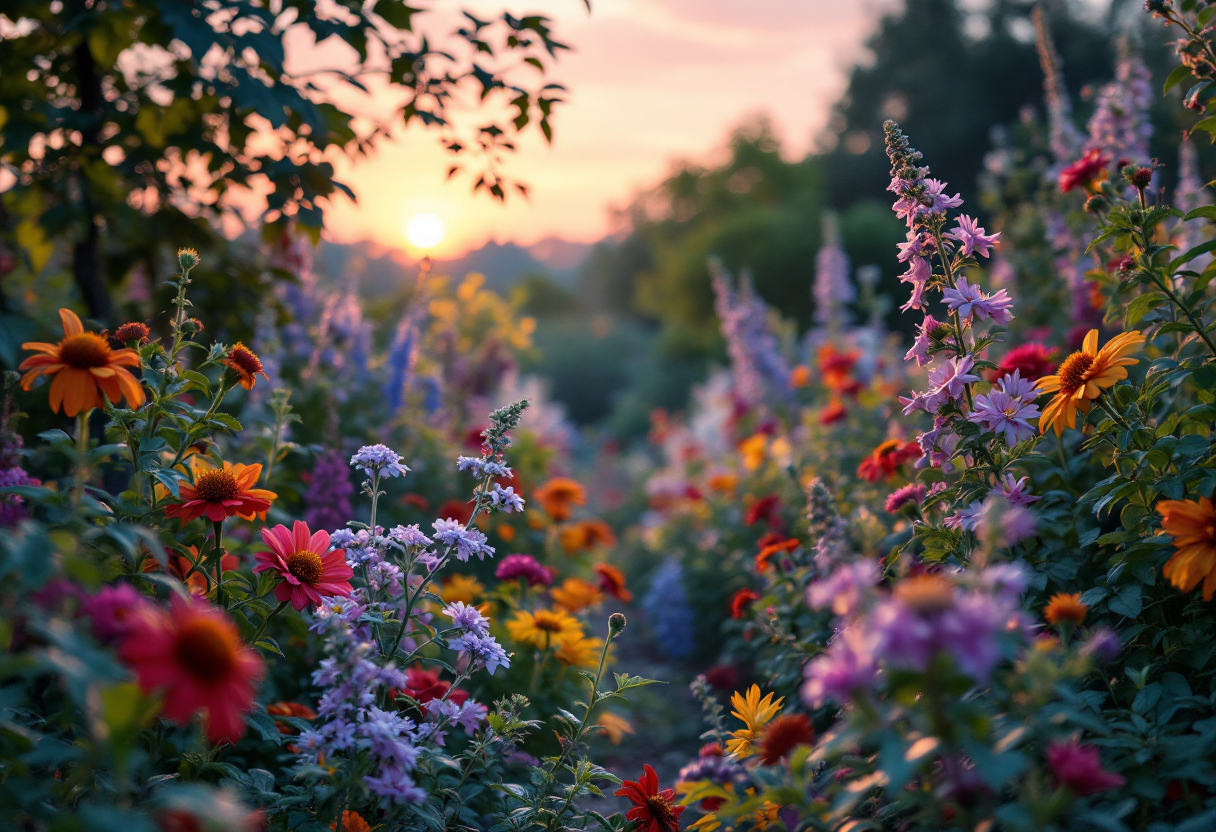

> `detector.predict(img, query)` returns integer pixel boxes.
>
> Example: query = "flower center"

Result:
[193,470,240,502]
[286,550,324,584]
[58,333,113,368]
[226,343,263,375]
[534,613,564,632]
[894,574,956,613]
[174,617,237,683]
[1057,351,1095,393]
[646,795,678,828]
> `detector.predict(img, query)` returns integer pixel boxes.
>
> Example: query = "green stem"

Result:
[211,520,227,608]
[1095,395,1132,432]
[73,409,92,506]
[250,600,288,647]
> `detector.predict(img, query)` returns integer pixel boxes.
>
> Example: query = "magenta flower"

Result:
[254,521,353,611]
[898,256,932,313]
[1047,740,1126,796]
[896,231,935,263]
[905,315,941,367]
[943,277,1014,325]
[494,553,554,587]
[947,215,1001,258]
[924,178,963,212]
[82,583,151,644]
[884,483,927,513]
[996,473,1040,507]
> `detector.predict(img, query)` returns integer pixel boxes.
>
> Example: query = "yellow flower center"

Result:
[58,332,113,368]
[175,617,237,682]
[194,469,240,502]
[286,550,324,584]
[1057,351,1095,394]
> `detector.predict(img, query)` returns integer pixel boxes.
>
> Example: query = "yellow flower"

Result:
[506,608,584,649]
[725,685,783,758]
[1036,329,1145,435]
[739,433,767,472]
[1157,496,1216,599]
[442,574,485,606]
[551,577,603,613]
[595,711,634,745]
[555,634,604,668]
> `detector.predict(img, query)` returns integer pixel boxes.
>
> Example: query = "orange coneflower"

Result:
[1157,496,1216,599]
[1044,592,1088,625]
[165,459,277,524]
[534,477,586,521]
[1036,329,1145,436]
[551,577,603,612]
[559,519,617,554]
[593,562,633,602]
[330,811,372,832]
[19,308,145,416]
[224,342,268,390]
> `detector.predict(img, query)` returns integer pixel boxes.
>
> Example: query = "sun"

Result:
[406,212,445,250]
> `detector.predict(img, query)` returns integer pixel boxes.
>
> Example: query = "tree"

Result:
[0,0,575,323]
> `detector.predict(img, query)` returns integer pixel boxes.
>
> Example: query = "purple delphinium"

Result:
[943,277,1014,325]
[813,216,855,329]
[495,554,554,587]
[711,260,793,405]
[304,449,355,536]
[947,215,1000,258]
[884,483,927,514]
[1086,49,1153,168]
[351,444,411,479]
[1034,10,1085,166]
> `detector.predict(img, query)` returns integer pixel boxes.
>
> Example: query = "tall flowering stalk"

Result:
[710,259,794,406]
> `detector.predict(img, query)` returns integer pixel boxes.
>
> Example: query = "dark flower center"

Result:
[286,550,324,584]
[534,613,564,632]
[194,470,240,502]
[646,795,678,828]
[1057,351,1095,393]
[174,617,236,682]
[226,343,263,375]
[59,333,113,368]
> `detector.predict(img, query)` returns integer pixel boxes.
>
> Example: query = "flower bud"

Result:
[1083,195,1106,214]
[608,612,627,637]
[182,318,205,335]
[114,321,150,346]
[177,247,200,270]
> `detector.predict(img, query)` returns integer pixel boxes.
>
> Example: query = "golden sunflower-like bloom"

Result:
[19,308,145,416]
[1043,592,1088,625]
[506,608,584,649]
[725,684,783,758]
[1158,497,1216,599]
[1036,329,1145,436]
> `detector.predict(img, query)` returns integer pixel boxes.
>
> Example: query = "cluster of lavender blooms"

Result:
[812,214,855,332]
[805,478,849,570]
[641,559,695,660]
[884,121,1042,539]
[801,564,1030,707]
[709,259,793,406]
[442,601,510,677]
[1087,45,1153,169]
[303,449,355,535]
[0,393,39,527]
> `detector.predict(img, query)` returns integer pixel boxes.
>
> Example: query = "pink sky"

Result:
[319,0,896,258]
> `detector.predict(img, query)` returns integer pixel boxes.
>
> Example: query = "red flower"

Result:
[1059,148,1111,193]
[819,400,847,425]
[703,664,740,691]
[438,498,475,526]
[402,667,469,710]
[730,588,760,619]
[614,764,685,832]
[1046,740,1126,796]
[755,538,799,572]
[593,562,634,602]
[744,494,781,527]
[857,439,921,483]
[120,595,264,744]
[757,714,815,765]
[994,343,1058,382]
[253,521,353,611]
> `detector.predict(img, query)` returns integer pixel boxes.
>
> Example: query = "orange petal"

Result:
[59,308,84,337]
[1082,329,1098,355]
[113,368,146,408]
[21,342,63,356]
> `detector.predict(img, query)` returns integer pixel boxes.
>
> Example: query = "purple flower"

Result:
[806,561,878,618]
[364,765,427,805]
[937,593,1008,681]
[896,231,935,263]
[351,444,410,478]
[870,598,937,670]
[451,631,511,675]
[489,484,525,513]
[947,215,1000,258]
[996,473,1040,507]
[801,627,880,707]
[924,178,963,212]
[457,456,512,478]
[942,277,1014,325]
[495,553,554,587]
[969,387,1040,446]
[387,524,433,551]
[884,483,927,513]
[309,595,365,633]
[442,601,490,636]
[432,519,495,562]
[899,256,932,312]
[81,583,150,644]
[976,498,1037,547]
[303,449,354,535]
[1081,627,1121,662]
[431,698,488,734]
[711,261,794,405]
[968,562,1028,604]
[905,315,941,367]
[931,356,980,402]
[814,218,855,328]
[944,501,984,532]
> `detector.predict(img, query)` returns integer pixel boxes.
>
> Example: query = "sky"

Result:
[317,0,898,258]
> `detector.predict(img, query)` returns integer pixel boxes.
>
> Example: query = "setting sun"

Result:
[406,212,445,250]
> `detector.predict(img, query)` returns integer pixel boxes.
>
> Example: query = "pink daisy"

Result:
[253,520,353,611]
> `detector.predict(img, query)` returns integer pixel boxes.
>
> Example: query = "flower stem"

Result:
[211,520,227,608]
[73,409,92,506]
[250,600,288,647]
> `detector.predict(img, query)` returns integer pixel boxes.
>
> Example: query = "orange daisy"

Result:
[19,308,145,416]
[593,562,633,602]
[165,459,277,524]
[1036,330,1145,436]
[534,477,586,521]
[559,519,617,554]
[1157,497,1216,599]
[223,342,268,390]
[551,577,603,612]
[1043,592,1088,625]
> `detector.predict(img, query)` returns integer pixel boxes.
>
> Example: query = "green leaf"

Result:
[1164,64,1195,94]
[1125,293,1165,328]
